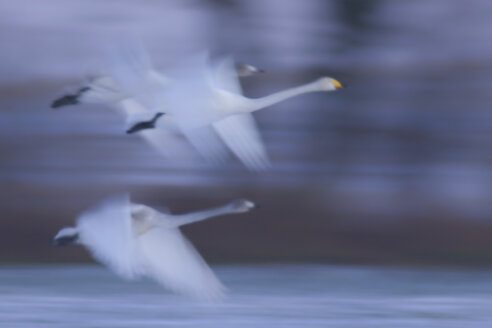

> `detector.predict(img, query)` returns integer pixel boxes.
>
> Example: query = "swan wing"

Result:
[213,114,271,171]
[114,98,153,120]
[164,54,230,163]
[76,194,143,280]
[211,55,271,170]
[139,127,199,163]
[211,55,242,94]
[137,226,226,300]
[78,75,127,105]
[112,98,198,162]
[183,126,230,164]
[106,44,168,111]
[166,52,219,130]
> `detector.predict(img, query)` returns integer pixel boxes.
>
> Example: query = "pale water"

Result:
[1,265,491,327]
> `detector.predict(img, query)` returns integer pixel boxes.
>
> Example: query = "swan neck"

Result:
[171,204,235,227]
[245,81,320,112]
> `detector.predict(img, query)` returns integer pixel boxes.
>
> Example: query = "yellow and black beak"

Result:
[331,78,343,89]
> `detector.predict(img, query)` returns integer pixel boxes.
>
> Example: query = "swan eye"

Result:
[331,79,343,89]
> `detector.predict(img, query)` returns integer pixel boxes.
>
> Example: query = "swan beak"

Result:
[331,79,343,89]
[52,234,79,246]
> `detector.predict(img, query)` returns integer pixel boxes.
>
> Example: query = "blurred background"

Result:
[2,0,492,268]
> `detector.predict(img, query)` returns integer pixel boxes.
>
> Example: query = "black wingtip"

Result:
[52,233,79,246]
[51,87,90,109]
[126,112,166,134]
[51,94,79,109]
[126,123,147,134]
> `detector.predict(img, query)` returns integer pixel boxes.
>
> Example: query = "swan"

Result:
[53,194,257,300]
[160,52,343,170]
[50,51,266,165]
[108,51,343,170]
[51,48,342,169]
[167,52,343,130]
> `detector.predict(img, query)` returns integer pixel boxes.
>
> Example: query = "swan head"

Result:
[315,77,343,91]
[53,227,79,246]
[236,64,265,77]
[229,199,258,213]
[130,204,162,221]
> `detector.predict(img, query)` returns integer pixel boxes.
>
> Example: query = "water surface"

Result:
[1,265,491,327]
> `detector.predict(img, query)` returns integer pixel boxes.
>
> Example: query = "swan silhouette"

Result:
[53,194,257,300]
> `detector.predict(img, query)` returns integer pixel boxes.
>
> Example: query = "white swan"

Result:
[168,52,342,129]
[112,51,342,170]
[53,194,257,300]
[105,48,272,167]
[161,52,343,170]
[51,51,265,164]
[51,48,342,169]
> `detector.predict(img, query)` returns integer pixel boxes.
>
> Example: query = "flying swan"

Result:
[53,194,257,300]
[165,53,343,170]
[51,48,265,165]
[51,47,342,170]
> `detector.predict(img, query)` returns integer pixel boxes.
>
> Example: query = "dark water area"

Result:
[2,0,492,265]
[2,265,492,327]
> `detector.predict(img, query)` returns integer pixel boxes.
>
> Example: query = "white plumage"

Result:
[76,194,141,280]
[54,194,257,300]
[52,46,342,170]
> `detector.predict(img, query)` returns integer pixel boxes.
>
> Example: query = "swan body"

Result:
[167,53,342,131]
[53,194,257,300]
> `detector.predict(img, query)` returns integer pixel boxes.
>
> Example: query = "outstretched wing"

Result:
[106,43,168,111]
[137,227,226,300]
[76,194,143,280]
[79,76,127,105]
[110,49,229,164]
[114,98,199,163]
[210,55,242,94]
[166,52,231,163]
[114,98,152,121]
[184,126,230,164]
[211,56,271,170]
[139,126,199,163]
[213,114,271,170]
[75,193,225,300]
[166,51,220,129]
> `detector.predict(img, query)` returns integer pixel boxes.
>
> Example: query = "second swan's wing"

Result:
[137,226,226,300]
